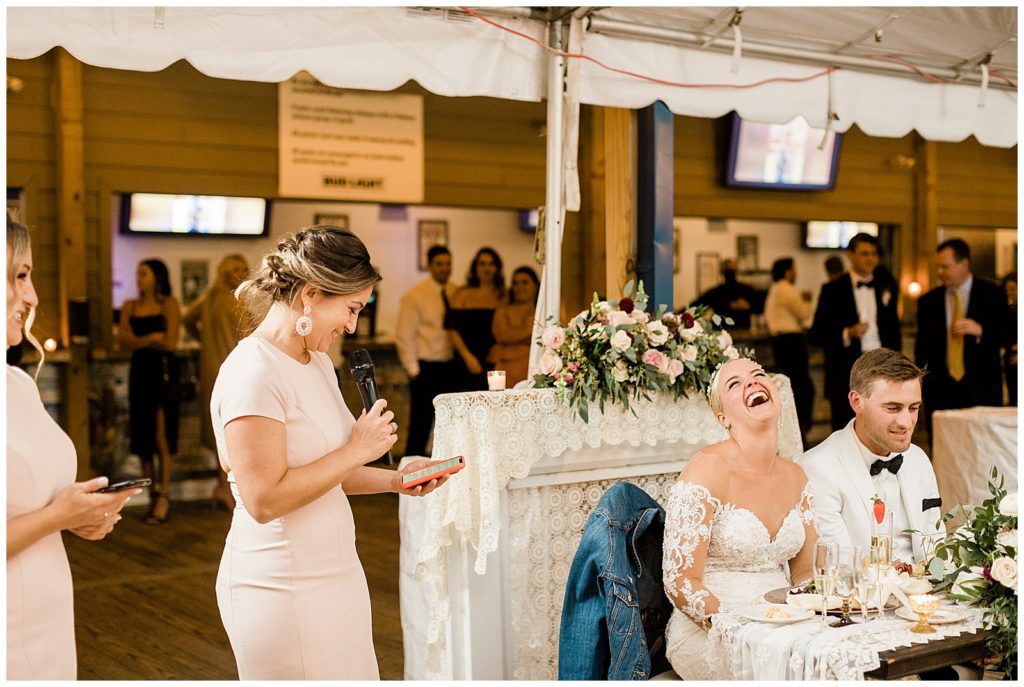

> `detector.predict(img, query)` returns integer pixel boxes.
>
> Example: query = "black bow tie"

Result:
[870,454,903,476]
[856,279,876,289]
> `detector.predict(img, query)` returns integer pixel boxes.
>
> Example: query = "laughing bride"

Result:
[662,357,819,679]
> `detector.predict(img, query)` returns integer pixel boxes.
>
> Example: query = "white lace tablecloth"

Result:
[413,379,802,677]
[708,605,989,680]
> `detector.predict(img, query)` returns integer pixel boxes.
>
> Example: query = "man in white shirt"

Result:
[764,257,814,439]
[798,348,943,566]
[809,233,901,430]
[396,245,457,457]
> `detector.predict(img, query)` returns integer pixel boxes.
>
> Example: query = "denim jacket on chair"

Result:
[558,481,673,680]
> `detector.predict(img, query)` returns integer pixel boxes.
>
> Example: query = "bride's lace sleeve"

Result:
[662,480,720,630]
[788,482,820,585]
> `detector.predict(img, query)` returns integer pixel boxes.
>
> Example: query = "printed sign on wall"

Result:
[279,74,424,202]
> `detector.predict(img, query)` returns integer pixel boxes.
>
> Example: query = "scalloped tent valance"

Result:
[6,6,1017,147]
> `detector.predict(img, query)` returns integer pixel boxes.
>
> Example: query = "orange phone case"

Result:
[401,456,465,488]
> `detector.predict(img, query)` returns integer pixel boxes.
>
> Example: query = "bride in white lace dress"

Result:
[662,358,819,679]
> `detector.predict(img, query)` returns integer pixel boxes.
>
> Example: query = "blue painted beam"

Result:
[637,101,674,312]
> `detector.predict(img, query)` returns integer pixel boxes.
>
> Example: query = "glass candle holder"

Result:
[487,370,507,391]
[907,594,940,634]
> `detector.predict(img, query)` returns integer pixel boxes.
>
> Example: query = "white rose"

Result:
[951,567,989,597]
[646,321,669,346]
[612,360,629,383]
[680,324,700,342]
[997,530,1017,551]
[631,309,649,324]
[597,302,613,316]
[718,331,733,349]
[999,492,1018,517]
[679,345,698,362]
[538,350,562,376]
[724,345,740,360]
[991,556,1018,590]
[541,325,565,350]
[608,310,633,328]
[610,330,632,351]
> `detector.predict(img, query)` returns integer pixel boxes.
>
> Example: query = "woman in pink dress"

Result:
[6,215,139,679]
[212,225,450,680]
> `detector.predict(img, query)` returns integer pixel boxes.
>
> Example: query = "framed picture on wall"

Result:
[181,259,209,307]
[696,252,720,295]
[313,213,349,230]
[418,219,448,271]
[736,235,759,272]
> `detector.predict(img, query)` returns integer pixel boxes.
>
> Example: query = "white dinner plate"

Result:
[737,603,815,624]
[786,593,843,611]
[895,606,967,625]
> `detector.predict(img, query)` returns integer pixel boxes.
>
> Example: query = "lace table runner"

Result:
[413,379,801,677]
[708,606,989,680]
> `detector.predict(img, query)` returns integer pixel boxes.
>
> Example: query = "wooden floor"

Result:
[64,492,405,680]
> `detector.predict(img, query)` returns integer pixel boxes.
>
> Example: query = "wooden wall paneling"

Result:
[603,107,637,299]
[579,105,607,305]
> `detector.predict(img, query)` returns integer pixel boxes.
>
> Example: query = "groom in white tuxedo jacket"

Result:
[798,348,944,564]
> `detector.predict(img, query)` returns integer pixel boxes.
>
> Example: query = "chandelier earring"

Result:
[295,305,313,336]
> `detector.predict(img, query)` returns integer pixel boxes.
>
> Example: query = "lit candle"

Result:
[43,338,58,352]
[487,370,506,391]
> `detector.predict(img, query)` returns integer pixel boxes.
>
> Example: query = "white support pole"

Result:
[528,19,566,379]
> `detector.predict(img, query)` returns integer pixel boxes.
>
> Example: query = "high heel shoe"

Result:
[146,494,170,525]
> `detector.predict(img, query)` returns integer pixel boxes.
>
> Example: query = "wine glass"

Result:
[831,546,860,628]
[851,553,878,643]
[812,542,837,629]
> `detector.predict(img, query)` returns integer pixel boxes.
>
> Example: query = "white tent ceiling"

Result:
[6,6,1017,146]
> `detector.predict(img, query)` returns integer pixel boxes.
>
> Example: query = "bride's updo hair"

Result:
[236,225,382,324]
[706,356,756,416]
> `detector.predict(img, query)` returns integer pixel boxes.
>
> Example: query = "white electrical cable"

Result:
[819,68,837,150]
[731,25,743,74]
[978,63,989,108]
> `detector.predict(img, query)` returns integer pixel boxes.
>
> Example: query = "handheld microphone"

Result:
[348,348,394,465]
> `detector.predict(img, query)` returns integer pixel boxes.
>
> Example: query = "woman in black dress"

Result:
[117,258,181,524]
[446,247,505,391]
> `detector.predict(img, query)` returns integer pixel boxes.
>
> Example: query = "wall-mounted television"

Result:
[519,207,539,233]
[725,113,842,191]
[804,220,878,249]
[119,193,270,236]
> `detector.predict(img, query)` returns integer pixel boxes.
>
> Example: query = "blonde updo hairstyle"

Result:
[235,226,382,327]
[7,214,44,376]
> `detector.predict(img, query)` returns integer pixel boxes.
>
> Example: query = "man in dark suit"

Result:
[915,238,1010,432]
[810,233,901,430]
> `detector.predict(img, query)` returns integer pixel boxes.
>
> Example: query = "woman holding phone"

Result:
[211,226,450,680]
[6,215,141,679]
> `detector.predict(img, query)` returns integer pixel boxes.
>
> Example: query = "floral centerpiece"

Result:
[532,280,742,422]
[927,467,1017,679]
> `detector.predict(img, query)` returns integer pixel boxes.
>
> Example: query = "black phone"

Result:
[97,478,152,493]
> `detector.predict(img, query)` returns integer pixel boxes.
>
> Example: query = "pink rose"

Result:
[679,345,698,362]
[631,309,649,324]
[667,359,685,381]
[608,310,633,328]
[542,325,565,350]
[567,361,580,373]
[718,331,733,349]
[642,349,665,369]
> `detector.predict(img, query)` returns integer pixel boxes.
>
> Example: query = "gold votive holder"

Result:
[907,594,940,634]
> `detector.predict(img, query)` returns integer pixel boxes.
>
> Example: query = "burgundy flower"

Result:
[619,297,635,314]
[681,311,695,329]
[983,566,993,580]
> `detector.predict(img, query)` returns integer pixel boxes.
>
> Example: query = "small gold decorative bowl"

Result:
[907,594,941,634]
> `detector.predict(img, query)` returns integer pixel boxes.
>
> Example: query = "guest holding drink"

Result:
[211,226,449,680]
[798,348,944,567]
[662,357,818,679]
[446,247,505,390]
[7,215,139,679]
[490,266,539,387]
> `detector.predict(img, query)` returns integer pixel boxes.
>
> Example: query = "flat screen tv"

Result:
[725,113,842,191]
[119,193,270,236]
[804,220,878,249]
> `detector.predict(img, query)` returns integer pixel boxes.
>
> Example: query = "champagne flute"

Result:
[812,542,837,629]
[851,554,878,643]
[831,546,859,628]
[870,511,894,571]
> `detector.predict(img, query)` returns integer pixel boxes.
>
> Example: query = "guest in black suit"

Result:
[1000,271,1017,406]
[809,233,901,430]
[690,258,765,330]
[915,239,1011,431]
